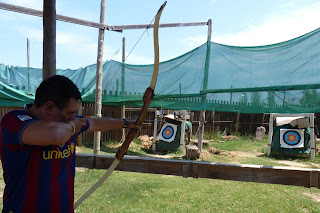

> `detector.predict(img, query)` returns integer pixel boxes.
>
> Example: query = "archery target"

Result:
[280,129,304,148]
[158,123,178,143]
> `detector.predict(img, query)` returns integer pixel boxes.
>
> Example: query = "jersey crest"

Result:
[17,114,33,121]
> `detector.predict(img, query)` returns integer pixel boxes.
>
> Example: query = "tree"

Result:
[251,92,261,106]
[299,89,320,106]
[267,91,276,108]
[239,93,248,105]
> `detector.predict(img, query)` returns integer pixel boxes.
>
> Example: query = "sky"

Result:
[0,0,320,69]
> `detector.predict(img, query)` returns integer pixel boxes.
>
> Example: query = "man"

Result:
[0,75,139,212]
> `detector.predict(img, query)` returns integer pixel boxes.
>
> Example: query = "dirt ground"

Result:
[303,192,320,203]
[228,151,319,168]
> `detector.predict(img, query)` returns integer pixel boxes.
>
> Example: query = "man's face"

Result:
[50,98,78,122]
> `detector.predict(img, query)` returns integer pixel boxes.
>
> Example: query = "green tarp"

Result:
[271,125,311,155]
[1,27,320,113]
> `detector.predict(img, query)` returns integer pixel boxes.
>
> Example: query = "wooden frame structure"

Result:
[0,1,211,154]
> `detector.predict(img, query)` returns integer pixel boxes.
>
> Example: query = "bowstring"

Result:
[104,14,157,90]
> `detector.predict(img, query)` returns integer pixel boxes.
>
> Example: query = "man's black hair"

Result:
[34,75,82,110]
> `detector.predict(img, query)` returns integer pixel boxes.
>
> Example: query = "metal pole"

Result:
[93,0,106,154]
[42,0,56,80]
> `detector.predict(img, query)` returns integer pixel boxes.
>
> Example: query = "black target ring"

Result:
[161,126,174,139]
[282,130,301,146]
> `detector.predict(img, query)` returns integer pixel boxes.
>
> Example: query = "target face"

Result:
[162,126,174,139]
[280,129,304,148]
[283,131,300,145]
[158,123,178,143]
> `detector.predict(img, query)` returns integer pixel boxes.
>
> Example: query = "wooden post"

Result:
[93,0,106,155]
[121,37,125,93]
[152,110,159,152]
[180,110,187,153]
[42,0,56,80]
[235,113,240,134]
[190,112,194,135]
[197,19,211,152]
[207,19,212,41]
[261,113,265,126]
[121,37,126,142]
[210,111,215,134]
[267,113,274,156]
[77,102,83,147]
[27,38,31,91]
[310,113,316,159]
[121,106,126,142]
[198,111,205,152]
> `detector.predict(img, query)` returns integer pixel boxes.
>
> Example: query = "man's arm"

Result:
[21,118,87,146]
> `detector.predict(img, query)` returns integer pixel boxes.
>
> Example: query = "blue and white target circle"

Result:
[162,126,174,139]
[158,123,178,143]
[283,130,300,146]
[280,129,304,148]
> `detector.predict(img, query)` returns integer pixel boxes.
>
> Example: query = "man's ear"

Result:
[45,101,56,112]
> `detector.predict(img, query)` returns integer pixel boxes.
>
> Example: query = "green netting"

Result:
[1,27,320,113]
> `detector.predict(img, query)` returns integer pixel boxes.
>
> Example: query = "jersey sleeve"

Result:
[1,111,38,150]
[76,118,90,136]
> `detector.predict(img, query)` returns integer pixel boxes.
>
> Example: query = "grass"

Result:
[1,166,319,212]
[74,169,320,213]
[79,133,320,168]
[1,133,320,212]
[80,138,185,159]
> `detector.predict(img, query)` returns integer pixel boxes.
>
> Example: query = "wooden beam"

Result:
[0,2,208,32]
[109,22,209,31]
[42,0,56,80]
[124,108,157,111]
[0,2,108,30]
[76,153,320,188]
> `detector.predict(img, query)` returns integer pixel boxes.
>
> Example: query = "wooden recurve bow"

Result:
[74,1,167,209]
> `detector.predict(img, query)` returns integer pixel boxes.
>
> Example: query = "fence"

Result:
[2,105,314,143]
[0,105,275,143]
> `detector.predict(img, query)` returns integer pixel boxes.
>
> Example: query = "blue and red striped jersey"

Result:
[0,104,90,213]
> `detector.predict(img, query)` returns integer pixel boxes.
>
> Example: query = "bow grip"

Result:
[115,87,154,160]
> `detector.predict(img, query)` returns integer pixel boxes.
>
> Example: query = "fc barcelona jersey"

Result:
[0,104,89,213]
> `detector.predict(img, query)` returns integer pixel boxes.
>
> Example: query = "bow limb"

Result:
[74,2,167,209]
